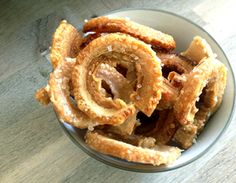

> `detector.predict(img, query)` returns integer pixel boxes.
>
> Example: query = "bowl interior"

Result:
[59,9,235,172]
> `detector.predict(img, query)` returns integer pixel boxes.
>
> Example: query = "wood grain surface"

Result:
[0,0,235,182]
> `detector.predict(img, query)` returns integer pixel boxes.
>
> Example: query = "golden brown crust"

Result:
[174,59,227,148]
[151,110,179,145]
[85,130,181,166]
[83,16,176,51]
[157,78,180,110]
[174,57,215,125]
[35,87,50,105]
[181,36,214,64]
[101,111,138,136]
[35,17,228,161]
[72,33,162,125]
[158,53,194,74]
[48,59,94,129]
[50,20,82,68]
[173,124,198,149]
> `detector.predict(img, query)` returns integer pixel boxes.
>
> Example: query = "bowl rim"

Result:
[58,8,236,173]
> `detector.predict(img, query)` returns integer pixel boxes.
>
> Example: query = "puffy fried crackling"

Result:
[85,130,181,166]
[72,33,162,125]
[174,59,227,148]
[51,20,82,68]
[35,20,82,105]
[174,57,215,125]
[35,87,50,105]
[83,16,176,51]
[181,36,214,65]
[48,58,94,128]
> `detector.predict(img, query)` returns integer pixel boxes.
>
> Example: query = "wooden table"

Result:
[1,0,236,182]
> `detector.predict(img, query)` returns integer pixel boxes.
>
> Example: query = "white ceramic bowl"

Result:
[58,9,236,172]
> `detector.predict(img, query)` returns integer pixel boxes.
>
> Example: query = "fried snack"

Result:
[157,78,180,110]
[173,124,197,149]
[83,16,176,51]
[174,59,227,148]
[48,58,94,129]
[101,111,138,136]
[80,32,101,49]
[50,20,82,68]
[87,60,134,109]
[158,53,194,75]
[168,71,187,89]
[35,21,82,105]
[72,33,162,125]
[35,87,50,105]
[34,17,228,164]
[85,130,181,166]
[181,36,214,65]
[156,53,194,110]
[174,57,215,125]
[140,110,179,145]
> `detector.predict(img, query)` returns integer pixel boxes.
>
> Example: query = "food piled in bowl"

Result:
[35,16,227,166]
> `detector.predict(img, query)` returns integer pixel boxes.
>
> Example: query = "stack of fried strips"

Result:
[35,17,227,166]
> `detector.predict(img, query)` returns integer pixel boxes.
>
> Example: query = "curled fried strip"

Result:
[157,78,180,110]
[35,20,82,107]
[88,60,134,109]
[156,53,194,110]
[158,53,194,75]
[174,57,215,125]
[35,87,50,105]
[139,110,178,145]
[50,20,82,68]
[83,16,176,51]
[99,111,138,136]
[173,124,198,149]
[174,59,227,148]
[150,110,178,145]
[85,130,181,166]
[72,33,162,125]
[181,36,214,64]
[49,59,94,129]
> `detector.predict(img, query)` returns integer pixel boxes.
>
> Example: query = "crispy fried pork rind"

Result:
[85,130,181,166]
[48,59,95,128]
[83,16,176,51]
[174,59,227,148]
[181,36,214,64]
[50,20,82,68]
[35,87,50,105]
[72,33,162,125]
[34,18,228,163]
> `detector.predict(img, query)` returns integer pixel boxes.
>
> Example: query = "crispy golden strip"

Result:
[156,53,194,110]
[88,60,134,109]
[101,111,138,136]
[168,71,187,89]
[157,78,180,110]
[173,124,198,149]
[174,59,227,148]
[48,58,94,129]
[35,21,82,106]
[152,110,179,145]
[72,33,162,125]
[83,16,176,51]
[50,20,82,68]
[158,53,194,74]
[140,110,178,145]
[181,36,214,65]
[35,87,50,105]
[174,57,215,125]
[85,130,181,166]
